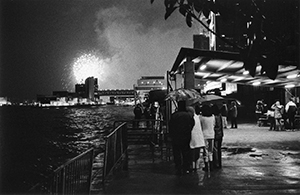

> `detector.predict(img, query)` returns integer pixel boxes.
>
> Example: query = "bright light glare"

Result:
[252,81,261,86]
[243,70,249,75]
[285,84,295,88]
[73,53,104,83]
[287,74,297,79]
[220,78,227,82]
[200,65,207,70]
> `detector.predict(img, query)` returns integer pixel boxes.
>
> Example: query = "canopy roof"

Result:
[170,48,300,88]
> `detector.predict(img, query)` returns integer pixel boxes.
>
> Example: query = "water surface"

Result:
[0,105,133,193]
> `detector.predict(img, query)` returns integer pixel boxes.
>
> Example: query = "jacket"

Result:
[169,111,194,143]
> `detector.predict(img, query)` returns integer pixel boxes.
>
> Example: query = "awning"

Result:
[170,47,300,88]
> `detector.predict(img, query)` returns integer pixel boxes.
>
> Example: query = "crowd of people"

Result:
[256,98,299,131]
[133,101,165,128]
[168,101,227,176]
[132,96,299,176]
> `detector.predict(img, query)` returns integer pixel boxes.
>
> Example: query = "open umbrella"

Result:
[165,88,201,102]
[197,94,224,103]
[225,98,242,107]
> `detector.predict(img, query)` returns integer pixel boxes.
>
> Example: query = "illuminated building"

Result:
[135,76,166,90]
[134,76,166,102]
[85,77,97,101]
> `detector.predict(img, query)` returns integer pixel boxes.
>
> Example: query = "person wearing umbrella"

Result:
[169,100,194,175]
[199,104,215,172]
[212,104,224,169]
[186,106,205,172]
[220,101,228,129]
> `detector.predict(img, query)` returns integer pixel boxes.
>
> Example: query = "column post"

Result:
[183,57,195,89]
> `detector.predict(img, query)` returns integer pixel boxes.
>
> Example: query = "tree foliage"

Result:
[151,0,299,79]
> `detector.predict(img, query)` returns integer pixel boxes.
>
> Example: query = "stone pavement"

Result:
[98,123,300,194]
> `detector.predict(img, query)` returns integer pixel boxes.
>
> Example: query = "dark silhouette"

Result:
[212,104,224,169]
[169,101,194,175]
[229,101,238,128]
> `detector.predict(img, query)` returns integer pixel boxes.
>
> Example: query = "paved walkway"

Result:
[97,123,300,194]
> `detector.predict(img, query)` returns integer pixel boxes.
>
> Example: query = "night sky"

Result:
[1,0,200,101]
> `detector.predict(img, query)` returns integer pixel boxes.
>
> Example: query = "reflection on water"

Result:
[0,105,133,193]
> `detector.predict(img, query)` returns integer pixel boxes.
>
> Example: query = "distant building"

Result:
[134,76,166,102]
[135,76,165,90]
[75,84,85,97]
[36,77,101,106]
[53,91,69,97]
[36,95,56,104]
[0,97,11,106]
[85,77,97,101]
[75,77,98,100]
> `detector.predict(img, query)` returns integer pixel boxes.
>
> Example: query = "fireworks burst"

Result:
[72,53,105,84]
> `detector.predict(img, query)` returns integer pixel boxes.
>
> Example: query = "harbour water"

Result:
[0,105,134,193]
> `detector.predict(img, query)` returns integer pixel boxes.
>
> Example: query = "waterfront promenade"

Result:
[95,123,300,194]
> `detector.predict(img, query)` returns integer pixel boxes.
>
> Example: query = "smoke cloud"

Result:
[92,0,200,89]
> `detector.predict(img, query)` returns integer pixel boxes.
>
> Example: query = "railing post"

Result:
[122,124,128,171]
[87,149,94,195]
[103,136,109,184]
[62,167,65,195]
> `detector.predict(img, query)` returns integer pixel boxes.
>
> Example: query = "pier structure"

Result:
[93,123,300,194]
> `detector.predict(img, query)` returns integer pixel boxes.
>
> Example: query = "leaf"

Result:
[186,12,192,27]
[164,0,170,7]
[165,6,178,20]
[203,8,210,19]
[164,0,177,8]
[170,0,177,8]
[179,5,187,16]
[179,4,191,16]
[260,52,279,79]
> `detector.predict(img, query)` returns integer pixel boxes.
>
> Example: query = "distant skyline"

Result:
[1,0,202,101]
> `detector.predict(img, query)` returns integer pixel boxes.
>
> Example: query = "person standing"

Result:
[199,104,215,172]
[271,100,284,131]
[220,102,228,129]
[229,101,238,128]
[169,101,194,175]
[186,106,205,172]
[133,104,143,128]
[267,108,275,131]
[255,100,264,122]
[285,98,297,130]
[212,104,224,169]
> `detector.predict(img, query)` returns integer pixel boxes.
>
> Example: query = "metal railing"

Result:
[29,148,94,194]
[102,122,128,183]
[113,119,165,143]
[29,120,169,194]
[113,119,168,162]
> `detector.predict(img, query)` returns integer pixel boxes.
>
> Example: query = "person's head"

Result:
[186,106,195,116]
[290,97,295,102]
[275,100,280,106]
[231,101,236,106]
[212,104,220,115]
[201,104,212,116]
[177,101,186,111]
